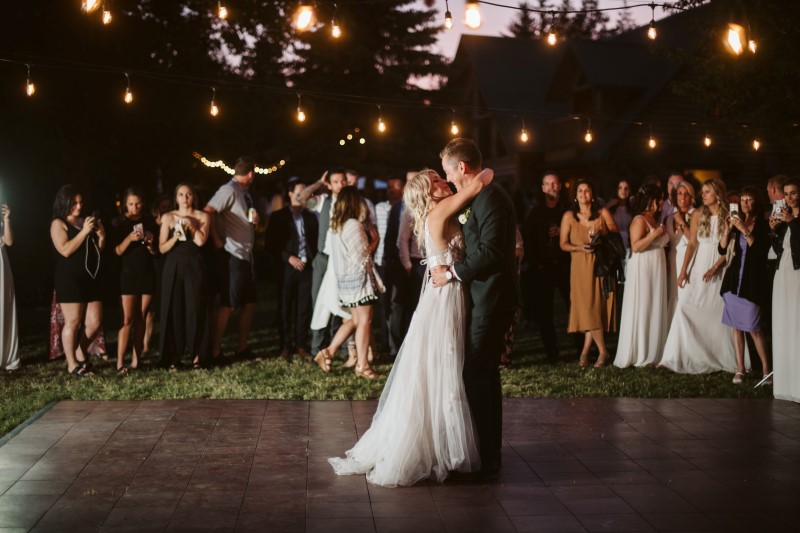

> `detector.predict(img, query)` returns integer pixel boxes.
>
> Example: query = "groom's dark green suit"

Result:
[454,181,521,469]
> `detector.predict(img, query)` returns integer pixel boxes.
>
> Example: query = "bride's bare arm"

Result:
[428,169,494,240]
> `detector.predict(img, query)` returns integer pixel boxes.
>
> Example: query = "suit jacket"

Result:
[267,207,319,266]
[454,182,521,317]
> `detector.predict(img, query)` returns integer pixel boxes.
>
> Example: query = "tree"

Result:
[614,0,638,33]
[506,0,616,41]
[506,2,542,39]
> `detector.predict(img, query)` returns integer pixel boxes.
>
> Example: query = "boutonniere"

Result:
[458,207,472,225]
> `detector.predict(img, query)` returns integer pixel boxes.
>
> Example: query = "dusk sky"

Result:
[424,0,662,58]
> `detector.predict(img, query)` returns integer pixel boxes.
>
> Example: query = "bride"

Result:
[328,167,494,487]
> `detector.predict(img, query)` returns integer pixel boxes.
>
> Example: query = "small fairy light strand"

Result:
[192,152,287,175]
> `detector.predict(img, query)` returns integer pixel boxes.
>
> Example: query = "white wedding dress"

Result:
[773,228,800,403]
[328,226,480,487]
[660,215,738,373]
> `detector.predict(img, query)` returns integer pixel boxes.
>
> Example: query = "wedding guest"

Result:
[314,186,384,378]
[266,178,318,359]
[560,179,619,367]
[112,188,158,374]
[144,194,173,354]
[158,184,210,370]
[614,184,669,368]
[661,178,736,374]
[50,185,105,377]
[374,176,405,358]
[606,179,633,255]
[665,181,696,318]
[346,168,377,224]
[659,171,685,225]
[49,295,108,361]
[719,187,771,384]
[770,177,800,402]
[763,174,788,340]
[1,203,19,374]
[522,172,575,362]
[205,156,259,363]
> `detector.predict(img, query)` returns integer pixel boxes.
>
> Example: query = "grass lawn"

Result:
[1,296,773,438]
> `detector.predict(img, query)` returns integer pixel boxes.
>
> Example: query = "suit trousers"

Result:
[280,264,312,350]
[464,311,514,467]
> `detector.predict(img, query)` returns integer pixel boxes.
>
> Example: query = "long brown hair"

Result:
[330,186,365,232]
[698,178,727,238]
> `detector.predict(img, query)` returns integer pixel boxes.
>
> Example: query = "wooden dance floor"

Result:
[0,398,799,532]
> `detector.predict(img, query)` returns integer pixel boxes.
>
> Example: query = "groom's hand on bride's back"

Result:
[430,265,449,288]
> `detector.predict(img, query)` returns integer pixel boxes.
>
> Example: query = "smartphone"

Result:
[174,219,187,241]
[729,203,739,218]
[133,223,144,234]
[773,199,786,217]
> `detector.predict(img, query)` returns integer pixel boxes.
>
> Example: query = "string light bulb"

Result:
[465,2,481,29]
[584,119,593,143]
[81,0,101,14]
[296,94,306,123]
[648,128,657,149]
[725,23,746,56]
[703,133,712,147]
[444,0,453,30]
[546,12,558,46]
[753,138,761,151]
[217,2,228,20]
[102,3,112,24]
[210,87,219,117]
[123,73,133,104]
[519,118,528,143]
[331,4,341,38]
[294,5,316,31]
[450,109,460,135]
[647,3,657,40]
[748,38,757,54]
[25,64,35,97]
[377,106,386,133]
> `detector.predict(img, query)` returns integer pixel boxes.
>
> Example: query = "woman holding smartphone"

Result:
[158,183,210,370]
[112,187,158,374]
[771,178,800,402]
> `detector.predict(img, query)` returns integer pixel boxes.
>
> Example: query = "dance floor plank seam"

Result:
[0,398,798,532]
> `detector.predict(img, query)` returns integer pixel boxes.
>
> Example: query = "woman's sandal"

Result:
[70,366,93,378]
[355,364,380,380]
[314,348,333,373]
[116,366,129,376]
[732,371,745,384]
[594,353,610,368]
[579,353,590,367]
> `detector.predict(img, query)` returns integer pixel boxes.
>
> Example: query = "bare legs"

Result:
[732,328,770,378]
[579,329,610,367]
[318,305,378,377]
[211,303,255,359]
[117,294,152,370]
[60,300,102,374]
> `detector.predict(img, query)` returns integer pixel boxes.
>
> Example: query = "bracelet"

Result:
[744,232,751,238]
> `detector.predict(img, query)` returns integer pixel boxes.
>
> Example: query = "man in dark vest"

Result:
[431,138,521,476]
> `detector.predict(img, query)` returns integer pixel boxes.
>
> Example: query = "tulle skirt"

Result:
[328,280,480,487]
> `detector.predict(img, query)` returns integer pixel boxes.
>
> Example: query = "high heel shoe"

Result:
[579,353,590,367]
[355,363,380,380]
[594,353,610,368]
[343,341,358,368]
[314,348,333,373]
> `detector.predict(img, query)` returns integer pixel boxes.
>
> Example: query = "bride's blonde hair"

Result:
[403,169,436,248]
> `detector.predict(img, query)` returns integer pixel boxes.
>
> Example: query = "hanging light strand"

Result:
[377,105,386,133]
[519,118,529,143]
[444,0,453,30]
[584,119,593,143]
[123,72,133,104]
[647,3,657,40]
[25,64,35,97]
[547,12,558,46]
[209,87,219,116]
[296,93,306,122]
[193,152,286,175]
[450,108,459,136]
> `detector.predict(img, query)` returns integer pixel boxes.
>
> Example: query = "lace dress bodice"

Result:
[423,227,465,268]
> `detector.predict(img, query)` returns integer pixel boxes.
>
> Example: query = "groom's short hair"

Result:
[440,138,482,170]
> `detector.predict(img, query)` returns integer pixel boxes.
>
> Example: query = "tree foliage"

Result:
[506,0,615,40]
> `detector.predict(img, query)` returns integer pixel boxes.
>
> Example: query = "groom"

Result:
[431,138,521,475]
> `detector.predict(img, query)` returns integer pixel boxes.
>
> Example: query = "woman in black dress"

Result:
[112,187,158,373]
[50,185,105,377]
[158,183,210,370]
[143,194,173,354]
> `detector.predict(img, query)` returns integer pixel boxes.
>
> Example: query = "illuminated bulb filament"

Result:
[297,109,306,122]
[102,8,112,25]
[124,88,133,104]
[26,81,35,97]
[647,21,657,40]
[465,3,481,29]
[704,135,712,147]
[331,23,341,38]
[584,130,593,143]
[753,139,761,151]
[294,6,315,31]
[218,3,228,20]
[210,101,219,116]
[450,122,459,135]
[378,119,386,133]
[748,39,757,53]
[81,0,100,13]
[444,10,453,30]
[547,31,557,46]
[648,136,657,149]
[520,129,529,143]
[726,25,745,55]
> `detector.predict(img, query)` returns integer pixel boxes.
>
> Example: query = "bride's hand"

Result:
[430,265,450,288]
[477,168,494,187]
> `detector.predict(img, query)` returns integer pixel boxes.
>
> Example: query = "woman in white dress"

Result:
[1,203,18,374]
[660,178,736,374]
[614,184,669,368]
[771,178,800,403]
[665,181,696,319]
[328,168,493,487]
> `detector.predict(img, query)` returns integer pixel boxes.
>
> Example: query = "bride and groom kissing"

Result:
[329,138,521,487]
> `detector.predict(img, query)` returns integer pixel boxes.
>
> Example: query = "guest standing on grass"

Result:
[314,186,384,379]
[205,156,259,364]
[144,194,173,355]
[665,181,696,319]
[560,179,619,368]
[159,184,210,370]
[50,185,105,377]
[614,184,669,368]
[660,178,736,374]
[112,188,158,374]
[606,179,634,259]
[266,178,319,359]
[718,187,771,385]
[770,177,800,403]
[1,203,19,374]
